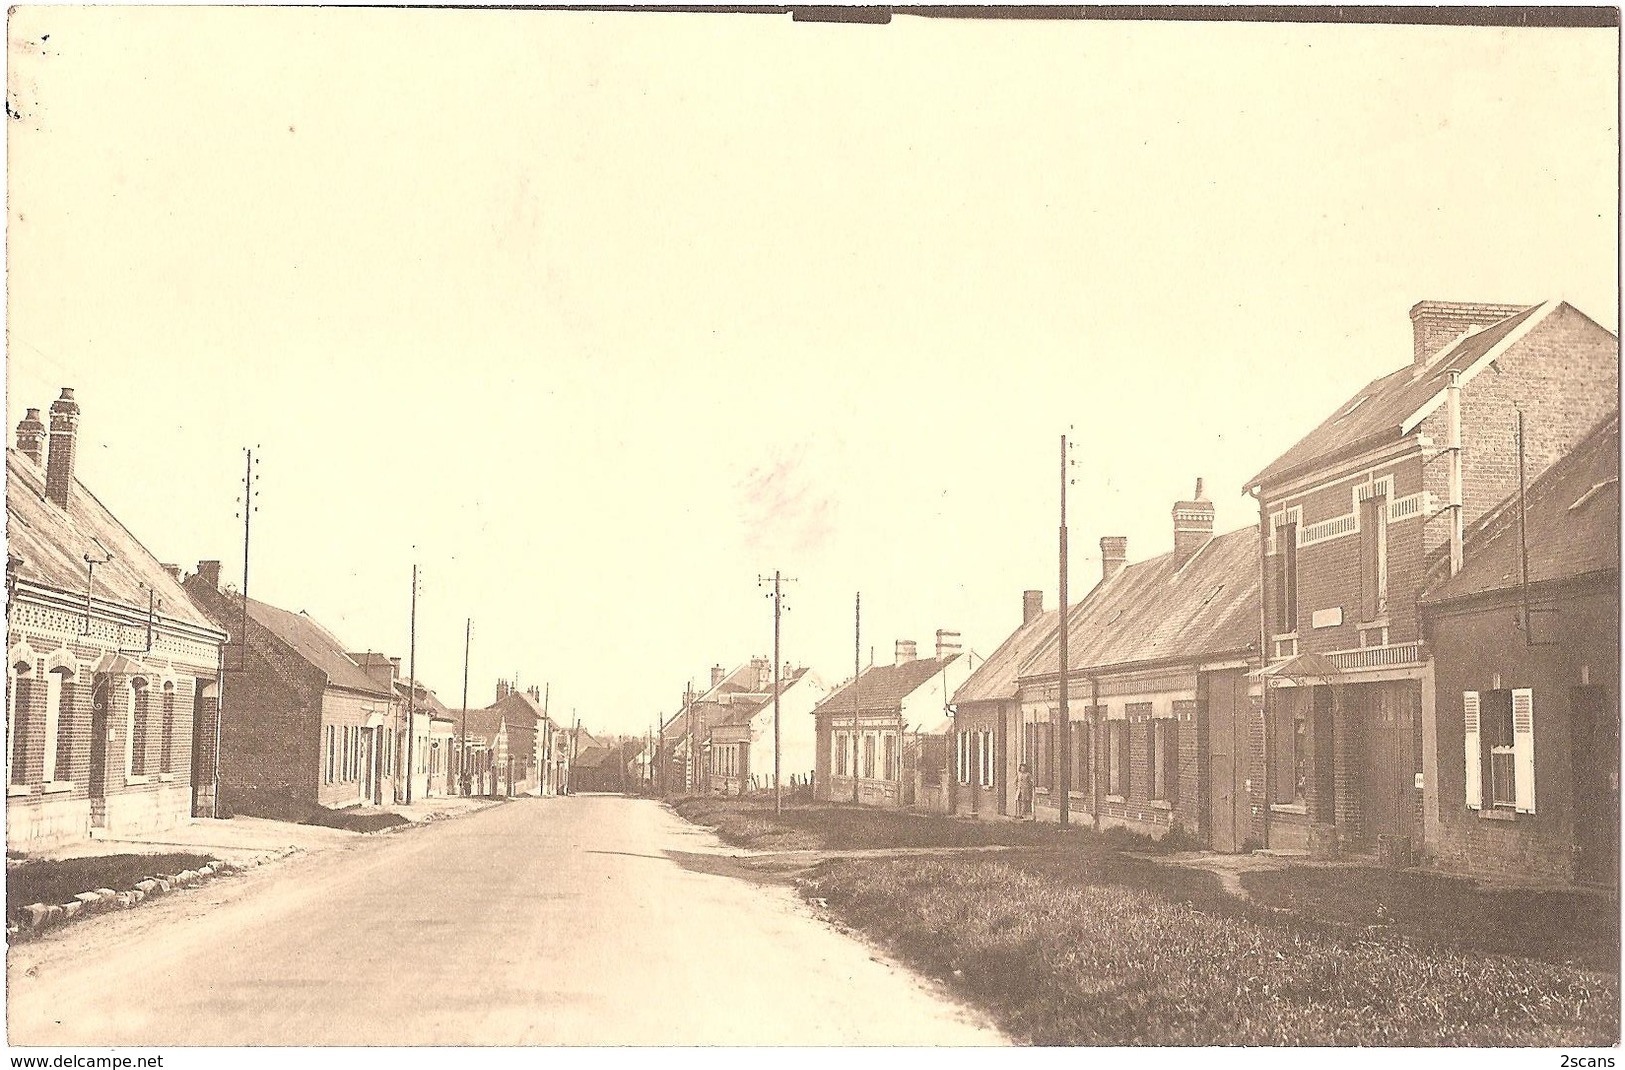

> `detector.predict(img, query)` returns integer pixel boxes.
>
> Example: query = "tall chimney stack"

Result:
[1408,301,1528,367]
[710,664,726,689]
[1100,537,1128,582]
[894,639,917,664]
[15,408,44,465]
[935,630,962,660]
[1172,479,1215,565]
[44,388,80,508]
[1022,589,1043,624]
[497,679,512,701]
[196,559,223,590]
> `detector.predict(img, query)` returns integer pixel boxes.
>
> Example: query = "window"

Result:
[325,725,336,784]
[883,733,897,781]
[54,675,76,783]
[1465,689,1535,813]
[10,662,34,786]
[159,682,176,775]
[978,729,995,788]
[41,668,66,783]
[862,733,876,779]
[1273,518,1299,632]
[1036,720,1055,792]
[129,679,151,776]
[1150,717,1179,802]
[834,731,847,776]
[956,731,970,785]
[1075,711,1097,796]
[1107,719,1127,796]
[1359,491,1388,622]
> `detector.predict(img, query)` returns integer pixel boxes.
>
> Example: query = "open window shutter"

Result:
[1512,688,1535,813]
[1462,691,1481,810]
[986,730,995,787]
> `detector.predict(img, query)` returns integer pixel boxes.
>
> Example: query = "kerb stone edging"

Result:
[6,845,303,940]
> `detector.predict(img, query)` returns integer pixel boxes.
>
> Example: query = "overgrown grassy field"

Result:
[806,852,1618,1046]
[7,852,217,917]
[671,798,1619,1045]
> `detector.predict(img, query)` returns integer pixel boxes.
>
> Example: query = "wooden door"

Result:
[1206,669,1245,853]
[88,673,110,825]
[1572,686,1619,887]
[1359,683,1414,843]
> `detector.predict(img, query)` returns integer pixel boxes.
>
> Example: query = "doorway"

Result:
[1206,669,1248,852]
[1572,685,1618,887]
[89,673,111,827]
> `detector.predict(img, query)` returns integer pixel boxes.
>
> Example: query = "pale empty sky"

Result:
[7,9,1617,736]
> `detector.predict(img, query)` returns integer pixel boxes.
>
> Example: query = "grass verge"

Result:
[671,796,1192,853]
[6,853,218,917]
[801,851,1618,1046]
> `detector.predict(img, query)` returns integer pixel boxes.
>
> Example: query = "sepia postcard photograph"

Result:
[2,2,1620,1059]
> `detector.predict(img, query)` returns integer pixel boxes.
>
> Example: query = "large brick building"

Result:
[1419,412,1619,886]
[183,570,400,819]
[1013,484,1260,845]
[6,389,229,847]
[1244,299,1618,857]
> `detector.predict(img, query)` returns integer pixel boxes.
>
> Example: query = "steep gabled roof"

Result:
[235,596,395,698]
[457,707,508,742]
[7,449,221,633]
[1423,412,1620,605]
[814,655,960,718]
[719,667,810,725]
[396,678,452,717]
[1021,526,1260,681]
[490,690,544,727]
[1247,303,1551,491]
[953,606,1062,706]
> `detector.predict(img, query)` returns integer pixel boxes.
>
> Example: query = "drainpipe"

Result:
[1251,483,1271,849]
[1447,370,1465,577]
[1090,675,1101,832]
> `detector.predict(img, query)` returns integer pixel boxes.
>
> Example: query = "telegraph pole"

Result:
[232,447,261,671]
[1059,433,1072,828]
[759,571,796,814]
[459,618,471,796]
[852,591,861,805]
[405,563,418,805]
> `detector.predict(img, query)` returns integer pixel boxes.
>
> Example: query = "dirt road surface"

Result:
[7,795,1001,1046]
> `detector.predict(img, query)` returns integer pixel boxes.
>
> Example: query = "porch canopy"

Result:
[1250,651,1342,686]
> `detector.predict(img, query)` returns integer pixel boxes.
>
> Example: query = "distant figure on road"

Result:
[1016,763,1033,819]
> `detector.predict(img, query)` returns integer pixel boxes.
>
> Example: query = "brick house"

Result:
[657,658,775,795]
[949,591,1060,820]
[704,666,830,797]
[489,681,547,795]
[6,389,229,847]
[812,637,967,809]
[1014,485,1260,845]
[183,569,399,819]
[1418,412,1618,886]
[455,706,510,796]
[1244,300,1618,856]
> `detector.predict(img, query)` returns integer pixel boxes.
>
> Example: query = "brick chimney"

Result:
[1173,479,1215,565]
[1100,537,1128,582]
[1409,301,1528,366]
[1022,590,1043,624]
[496,679,512,701]
[710,664,726,689]
[935,630,962,660]
[15,408,44,465]
[895,639,917,664]
[161,564,184,584]
[527,685,540,702]
[196,559,223,590]
[44,388,80,508]
[751,656,770,690]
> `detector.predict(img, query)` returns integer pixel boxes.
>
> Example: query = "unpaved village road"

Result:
[7,795,1001,1045]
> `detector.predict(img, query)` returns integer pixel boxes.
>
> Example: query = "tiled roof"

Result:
[6,449,221,633]
[1247,303,1547,490]
[1020,526,1260,680]
[457,707,508,741]
[395,678,452,717]
[573,745,614,769]
[1423,412,1620,605]
[813,655,960,718]
[491,690,544,727]
[237,596,396,698]
[719,668,810,725]
[952,607,1062,705]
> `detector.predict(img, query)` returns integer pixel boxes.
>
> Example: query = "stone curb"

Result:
[6,844,302,940]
